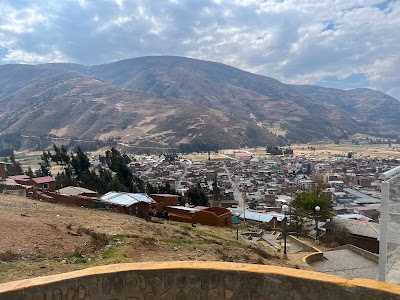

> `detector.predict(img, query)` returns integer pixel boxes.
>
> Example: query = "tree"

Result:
[107,177,128,193]
[291,184,330,221]
[324,225,352,247]
[212,176,220,201]
[158,181,175,194]
[187,182,208,206]
[71,146,91,182]
[146,182,159,194]
[6,153,23,176]
[25,167,35,178]
[106,147,144,192]
[37,151,52,177]
[266,145,283,155]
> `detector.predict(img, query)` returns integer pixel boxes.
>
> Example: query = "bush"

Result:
[0,250,19,262]
[324,226,352,246]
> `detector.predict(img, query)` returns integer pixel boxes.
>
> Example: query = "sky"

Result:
[0,0,399,98]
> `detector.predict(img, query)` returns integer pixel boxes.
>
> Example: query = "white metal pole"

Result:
[379,181,389,282]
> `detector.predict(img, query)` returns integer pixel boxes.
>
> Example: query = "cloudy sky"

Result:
[0,0,399,98]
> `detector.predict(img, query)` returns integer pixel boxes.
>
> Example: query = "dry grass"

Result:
[0,194,297,284]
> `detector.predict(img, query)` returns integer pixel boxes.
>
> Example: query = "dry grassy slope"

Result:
[290,85,400,134]
[84,56,360,134]
[3,56,397,146]
[0,194,295,284]
[0,65,280,148]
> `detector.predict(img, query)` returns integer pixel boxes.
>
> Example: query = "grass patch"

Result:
[249,245,278,260]
[192,228,247,247]
[180,225,194,231]
[163,237,193,245]
[78,227,110,249]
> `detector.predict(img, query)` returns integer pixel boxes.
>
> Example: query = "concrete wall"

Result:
[34,190,104,209]
[166,207,232,227]
[328,244,379,263]
[0,261,399,300]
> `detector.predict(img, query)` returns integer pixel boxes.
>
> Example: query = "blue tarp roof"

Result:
[101,192,155,207]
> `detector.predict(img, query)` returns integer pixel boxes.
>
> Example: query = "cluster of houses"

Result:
[0,161,232,228]
[2,147,400,255]
[120,149,399,254]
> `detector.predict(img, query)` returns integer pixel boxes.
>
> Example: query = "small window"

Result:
[43,183,49,189]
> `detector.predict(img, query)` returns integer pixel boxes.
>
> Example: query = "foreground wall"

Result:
[0,261,399,300]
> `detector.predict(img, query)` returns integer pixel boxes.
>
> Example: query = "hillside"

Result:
[0,56,399,149]
[0,194,290,283]
[290,85,400,135]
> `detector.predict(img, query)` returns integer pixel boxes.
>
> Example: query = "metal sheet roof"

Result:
[101,192,155,207]
[324,218,379,239]
[343,188,380,204]
[230,209,285,223]
[58,186,98,196]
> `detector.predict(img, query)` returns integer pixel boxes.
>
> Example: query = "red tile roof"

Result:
[32,176,55,184]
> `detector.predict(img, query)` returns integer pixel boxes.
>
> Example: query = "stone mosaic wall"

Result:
[0,262,399,300]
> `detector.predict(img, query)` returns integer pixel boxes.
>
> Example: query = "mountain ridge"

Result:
[0,56,398,149]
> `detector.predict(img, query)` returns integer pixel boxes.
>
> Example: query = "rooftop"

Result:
[101,192,156,207]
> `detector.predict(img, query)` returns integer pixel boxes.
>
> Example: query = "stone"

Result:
[115,277,124,293]
[189,288,202,300]
[52,288,63,300]
[176,275,187,288]
[144,292,155,300]
[164,274,173,289]
[249,277,260,289]
[126,277,137,290]
[33,292,46,300]
[77,285,86,299]
[251,293,264,300]
[103,278,111,295]
[189,275,200,286]
[176,291,187,300]
[150,276,162,287]
[139,275,146,289]
[160,292,173,300]
[207,288,219,298]
[89,283,98,297]
[224,290,234,298]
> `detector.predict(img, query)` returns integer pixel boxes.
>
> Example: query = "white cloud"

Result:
[3,49,66,63]
[0,0,398,98]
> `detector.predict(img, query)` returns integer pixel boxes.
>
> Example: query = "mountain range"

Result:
[0,56,399,149]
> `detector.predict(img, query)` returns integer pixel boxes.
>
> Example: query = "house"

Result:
[57,186,99,198]
[321,218,379,253]
[150,194,179,211]
[100,192,156,217]
[231,209,285,229]
[32,176,56,192]
[166,205,232,227]
[8,175,31,185]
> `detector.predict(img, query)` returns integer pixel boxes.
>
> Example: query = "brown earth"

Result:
[0,194,301,284]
